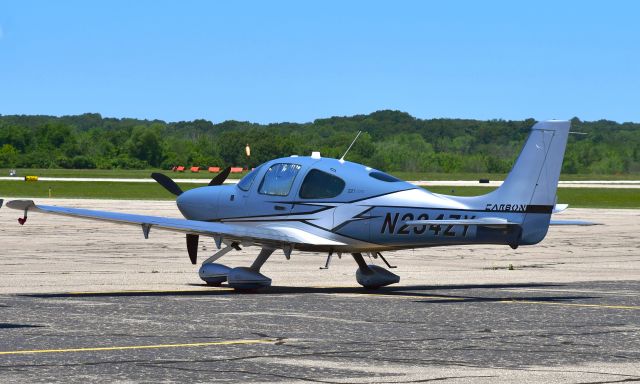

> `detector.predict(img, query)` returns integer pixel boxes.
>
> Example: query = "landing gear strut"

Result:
[198,243,237,286]
[352,253,400,289]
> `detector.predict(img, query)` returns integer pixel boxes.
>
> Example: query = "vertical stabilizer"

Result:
[489,120,570,207]
[484,120,571,244]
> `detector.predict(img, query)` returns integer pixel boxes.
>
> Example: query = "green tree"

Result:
[1,111,640,176]
[0,144,19,167]
[126,126,164,167]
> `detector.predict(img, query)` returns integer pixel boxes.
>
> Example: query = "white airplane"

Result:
[4,120,593,290]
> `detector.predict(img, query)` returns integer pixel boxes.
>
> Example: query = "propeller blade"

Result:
[209,167,231,186]
[151,173,184,196]
[186,234,199,265]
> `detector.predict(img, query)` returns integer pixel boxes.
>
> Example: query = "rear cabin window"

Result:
[299,169,346,199]
[237,166,261,191]
[369,171,401,182]
[258,163,302,196]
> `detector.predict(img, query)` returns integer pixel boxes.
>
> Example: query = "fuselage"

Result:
[176,155,538,252]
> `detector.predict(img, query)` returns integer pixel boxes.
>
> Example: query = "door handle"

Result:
[274,205,286,211]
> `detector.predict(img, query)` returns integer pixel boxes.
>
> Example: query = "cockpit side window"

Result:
[369,171,401,182]
[258,163,302,196]
[299,169,346,199]
[237,165,262,191]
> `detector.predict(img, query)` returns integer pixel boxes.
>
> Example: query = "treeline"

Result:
[0,110,639,174]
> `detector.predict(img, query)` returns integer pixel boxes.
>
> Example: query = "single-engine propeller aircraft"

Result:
[4,120,593,290]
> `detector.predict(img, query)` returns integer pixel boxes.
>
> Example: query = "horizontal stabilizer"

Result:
[553,204,569,214]
[549,220,600,226]
[405,217,520,227]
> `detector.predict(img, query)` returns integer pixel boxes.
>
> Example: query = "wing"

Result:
[5,200,345,247]
[404,217,519,228]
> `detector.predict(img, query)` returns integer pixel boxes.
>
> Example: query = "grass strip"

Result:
[1,181,638,208]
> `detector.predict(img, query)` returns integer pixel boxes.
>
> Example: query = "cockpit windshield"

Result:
[237,165,262,191]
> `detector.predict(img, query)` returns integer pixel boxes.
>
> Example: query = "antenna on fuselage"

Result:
[339,130,363,163]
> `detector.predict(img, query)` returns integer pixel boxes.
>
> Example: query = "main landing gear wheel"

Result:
[227,267,272,290]
[226,248,274,291]
[198,263,232,286]
[351,253,400,289]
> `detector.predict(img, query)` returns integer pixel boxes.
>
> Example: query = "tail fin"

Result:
[485,120,571,244]
[490,120,570,206]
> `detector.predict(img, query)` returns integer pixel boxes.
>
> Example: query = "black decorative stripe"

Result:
[525,205,554,214]
[220,218,312,223]
[270,188,418,205]
[373,204,554,214]
[212,205,333,221]
[330,206,375,232]
[213,189,416,222]
[301,220,384,246]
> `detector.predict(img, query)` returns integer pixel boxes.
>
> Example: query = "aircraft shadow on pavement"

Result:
[20,282,597,305]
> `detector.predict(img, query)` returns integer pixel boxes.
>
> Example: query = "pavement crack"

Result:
[575,379,640,384]
[133,364,356,384]
[379,376,497,383]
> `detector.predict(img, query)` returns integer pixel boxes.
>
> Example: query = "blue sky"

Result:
[1,1,639,123]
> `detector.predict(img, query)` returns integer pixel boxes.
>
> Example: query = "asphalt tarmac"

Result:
[1,282,639,383]
[0,200,639,383]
